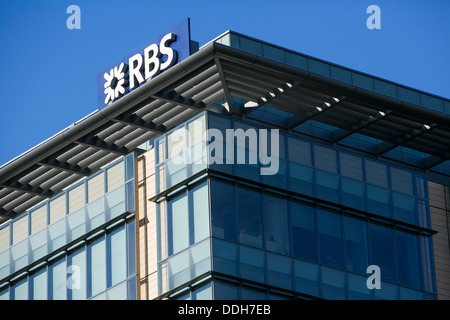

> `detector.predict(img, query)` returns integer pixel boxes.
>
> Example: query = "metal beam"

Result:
[0,182,53,198]
[288,97,346,129]
[376,124,438,155]
[38,158,92,176]
[332,110,392,143]
[214,58,235,113]
[152,91,206,111]
[76,136,129,155]
[113,114,167,134]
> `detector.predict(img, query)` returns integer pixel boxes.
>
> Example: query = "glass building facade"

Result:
[1,29,449,301]
[0,154,137,300]
[149,112,437,300]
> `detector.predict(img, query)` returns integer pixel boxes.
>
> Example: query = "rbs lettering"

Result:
[103,33,178,105]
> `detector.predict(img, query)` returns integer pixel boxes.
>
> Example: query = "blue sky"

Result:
[0,0,449,166]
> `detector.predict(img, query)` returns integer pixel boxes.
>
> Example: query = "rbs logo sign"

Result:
[97,19,192,110]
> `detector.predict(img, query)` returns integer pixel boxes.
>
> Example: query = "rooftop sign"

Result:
[97,18,192,110]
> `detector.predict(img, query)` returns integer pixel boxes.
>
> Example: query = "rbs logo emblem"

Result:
[103,33,178,105]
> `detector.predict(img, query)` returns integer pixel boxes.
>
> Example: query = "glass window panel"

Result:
[127,221,136,277]
[106,161,124,192]
[263,44,285,63]
[314,145,337,173]
[289,162,314,196]
[398,87,421,105]
[212,239,238,277]
[365,160,388,188]
[190,240,211,278]
[87,173,105,203]
[239,246,265,284]
[330,66,352,84]
[12,215,28,245]
[169,250,190,290]
[318,210,344,269]
[315,170,339,203]
[0,287,9,300]
[166,157,187,189]
[207,114,233,174]
[241,286,267,300]
[393,192,416,224]
[168,126,187,159]
[106,185,126,219]
[108,225,127,287]
[368,223,397,283]
[348,273,371,300]
[68,183,85,214]
[294,260,320,298]
[419,235,435,293]
[390,167,413,195]
[352,73,374,91]
[89,236,106,298]
[421,94,443,112]
[49,194,66,224]
[291,202,317,262]
[67,207,86,242]
[30,268,47,300]
[237,186,263,248]
[11,240,28,272]
[49,219,66,251]
[343,216,368,275]
[192,282,212,300]
[367,184,391,218]
[30,204,47,235]
[86,197,105,231]
[68,247,87,300]
[49,258,67,300]
[125,153,134,182]
[399,287,425,300]
[11,278,28,300]
[0,224,10,252]
[191,182,209,244]
[125,180,135,212]
[127,277,137,300]
[29,228,48,263]
[214,280,239,300]
[308,59,330,77]
[210,180,236,241]
[374,281,398,300]
[107,281,127,300]
[340,153,363,180]
[267,253,292,291]
[263,193,289,255]
[188,115,206,147]
[374,80,397,98]
[396,231,421,290]
[0,250,10,279]
[321,267,346,300]
[240,37,263,55]
[341,177,365,210]
[286,52,308,69]
[169,193,189,255]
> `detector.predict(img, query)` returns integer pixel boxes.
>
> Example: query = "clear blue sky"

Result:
[0,0,449,166]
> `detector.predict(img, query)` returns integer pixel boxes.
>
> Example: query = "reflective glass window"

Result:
[212,239,238,277]
[239,246,265,283]
[340,153,365,210]
[210,180,236,242]
[49,257,67,300]
[365,160,391,218]
[190,182,209,244]
[214,280,239,300]
[108,225,127,287]
[348,273,371,300]
[263,193,289,255]
[168,193,189,255]
[68,247,87,300]
[267,253,292,291]
[291,201,317,262]
[368,223,397,283]
[30,268,47,300]
[396,231,421,290]
[318,210,344,269]
[314,146,339,203]
[11,278,28,300]
[88,236,107,298]
[236,185,262,248]
[321,267,346,300]
[343,216,368,275]
[294,259,320,298]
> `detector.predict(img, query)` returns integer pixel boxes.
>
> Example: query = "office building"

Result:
[0,23,449,300]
